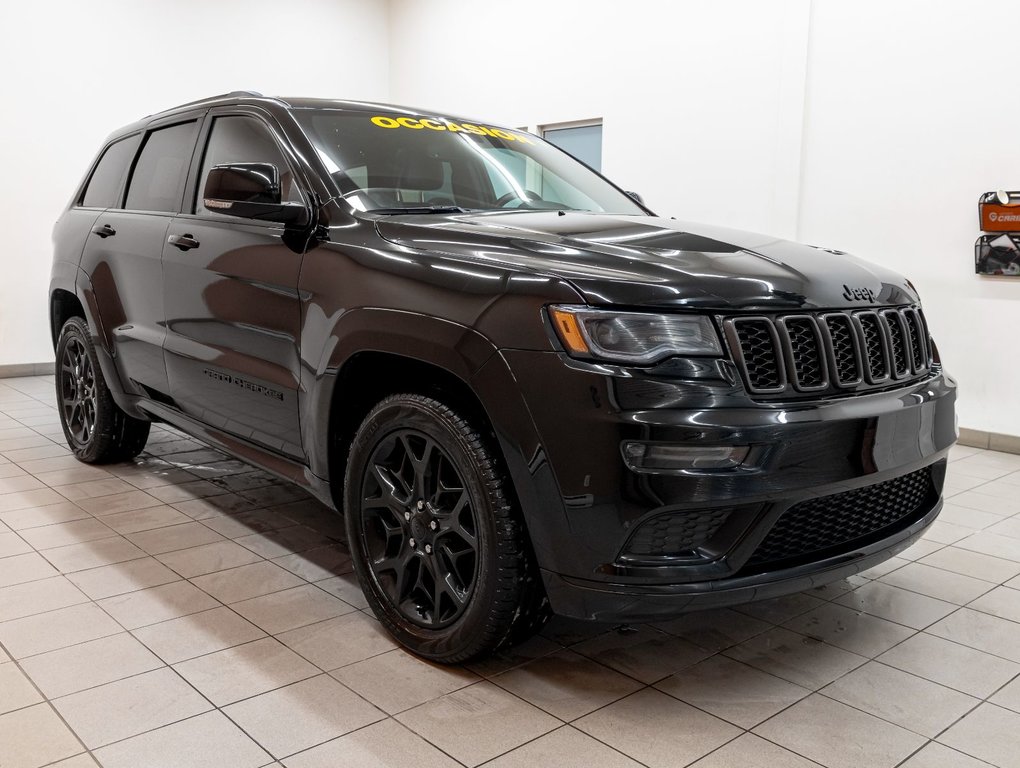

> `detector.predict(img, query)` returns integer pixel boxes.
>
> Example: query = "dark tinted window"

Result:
[124,121,199,213]
[80,135,140,208]
[196,116,302,216]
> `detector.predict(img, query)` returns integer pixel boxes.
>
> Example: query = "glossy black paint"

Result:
[375,213,920,310]
[50,94,957,622]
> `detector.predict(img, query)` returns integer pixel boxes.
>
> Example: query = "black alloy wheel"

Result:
[345,393,546,662]
[54,316,150,463]
[60,336,98,446]
[361,429,479,628]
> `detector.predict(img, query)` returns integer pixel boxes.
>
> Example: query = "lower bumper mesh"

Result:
[744,467,936,571]
[622,507,734,558]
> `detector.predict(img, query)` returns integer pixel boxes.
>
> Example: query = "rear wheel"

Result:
[344,393,545,663]
[55,317,150,463]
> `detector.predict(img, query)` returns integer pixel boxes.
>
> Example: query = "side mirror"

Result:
[626,191,645,205]
[203,163,308,225]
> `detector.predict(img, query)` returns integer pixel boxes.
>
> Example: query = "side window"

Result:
[196,116,302,217]
[80,135,141,209]
[542,122,603,172]
[124,121,199,213]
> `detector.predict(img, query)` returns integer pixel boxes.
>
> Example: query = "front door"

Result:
[162,111,307,459]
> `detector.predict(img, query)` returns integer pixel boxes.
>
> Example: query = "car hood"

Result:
[375,211,919,310]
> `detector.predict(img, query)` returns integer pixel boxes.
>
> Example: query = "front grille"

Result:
[903,309,928,374]
[781,317,826,390]
[622,507,733,558]
[743,467,935,571]
[857,312,889,381]
[883,311,908,378]
[733,320,783,392]
[824,314,862,385]
[725,306,932,398]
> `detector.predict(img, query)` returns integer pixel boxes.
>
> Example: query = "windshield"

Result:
[294,110,646,215]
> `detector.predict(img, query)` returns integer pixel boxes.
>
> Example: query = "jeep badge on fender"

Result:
[49,92,957,662]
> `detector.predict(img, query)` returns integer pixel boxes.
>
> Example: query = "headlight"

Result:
[548,305,722,364]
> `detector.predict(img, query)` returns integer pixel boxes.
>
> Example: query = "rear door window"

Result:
[80,135,141,209]
[124,121,199,213]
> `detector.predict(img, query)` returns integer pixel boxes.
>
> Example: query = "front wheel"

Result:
[344,393,545,663]
[55,317,150,463]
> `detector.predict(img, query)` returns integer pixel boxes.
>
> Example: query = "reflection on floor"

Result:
[0,374,1019,767]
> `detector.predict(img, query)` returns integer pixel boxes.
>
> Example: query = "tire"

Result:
[344,393,546,663]
[55,317,150,464]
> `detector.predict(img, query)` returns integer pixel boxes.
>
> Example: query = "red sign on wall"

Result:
[979,191,1020,232]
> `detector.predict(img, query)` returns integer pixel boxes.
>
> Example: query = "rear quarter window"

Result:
[80,135,141,209]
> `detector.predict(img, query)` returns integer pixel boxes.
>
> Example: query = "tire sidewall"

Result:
[55,317,103,462]
[344,396,504,659]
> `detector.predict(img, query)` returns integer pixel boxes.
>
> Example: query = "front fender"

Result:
[301,308,498,481]
[299,309,569,576]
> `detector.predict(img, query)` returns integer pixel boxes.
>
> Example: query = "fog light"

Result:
[621,442,750,471]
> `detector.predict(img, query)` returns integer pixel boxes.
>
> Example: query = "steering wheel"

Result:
[495,190,544,208]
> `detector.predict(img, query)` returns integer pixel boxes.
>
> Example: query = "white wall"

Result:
[0,0,390,367]
[389,0,1020,436]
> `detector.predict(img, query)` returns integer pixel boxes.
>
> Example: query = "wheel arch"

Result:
[324,351,501,508]
[49,267,140,416]
[303,308,549,510]
[49,289,86,349]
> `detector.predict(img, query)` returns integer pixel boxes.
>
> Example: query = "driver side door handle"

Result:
[167,233,200,251]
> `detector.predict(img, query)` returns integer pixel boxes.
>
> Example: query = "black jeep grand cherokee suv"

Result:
[50,92,957,662]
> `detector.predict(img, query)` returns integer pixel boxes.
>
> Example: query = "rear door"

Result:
[80,115,202,399]
[161,108,308,458]
[56,133,141,270]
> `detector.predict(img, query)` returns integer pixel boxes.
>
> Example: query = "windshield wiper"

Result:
[370,205,469,215]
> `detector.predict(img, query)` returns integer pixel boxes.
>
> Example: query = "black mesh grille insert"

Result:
[733,320,782,391]
[744,467,934,570]
[784,318,825,389]
[904,311,927,372]
[857,313,888,380]
[883,312,909,378]
[825,315,860,385]
[623,507,733,557]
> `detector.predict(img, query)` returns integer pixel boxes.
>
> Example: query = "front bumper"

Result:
[542,497,940,622]
[496,350,957,621]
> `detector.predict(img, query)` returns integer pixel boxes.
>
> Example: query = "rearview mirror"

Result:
[203,163,308,225]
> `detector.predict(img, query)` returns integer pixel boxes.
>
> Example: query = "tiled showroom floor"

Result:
[1,375,1020,768]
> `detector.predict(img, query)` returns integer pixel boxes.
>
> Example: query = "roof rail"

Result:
[169,91,267,110]
[143,91,286,121]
